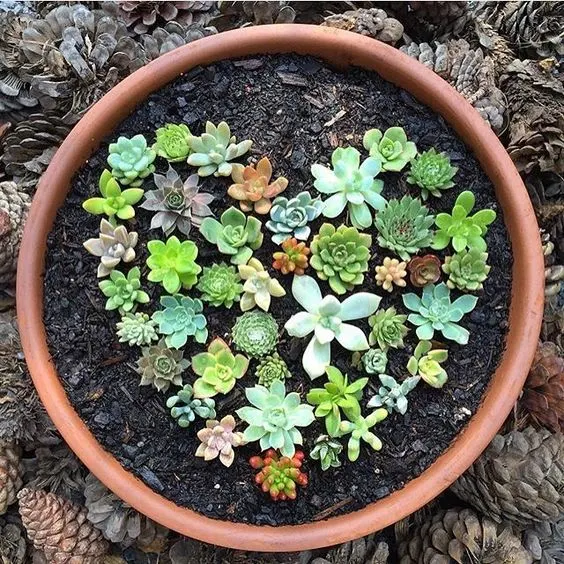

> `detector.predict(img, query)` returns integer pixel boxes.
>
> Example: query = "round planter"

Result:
[16,25,544,552]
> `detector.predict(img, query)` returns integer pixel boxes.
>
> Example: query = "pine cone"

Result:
[0,511,27,564]
[397,507,532,563]
[522,515,564,564]
[525,172,564,231]
[209,1,296,31]
[451,427,564,526]
[314,534,389,563]
[0,442,22,515]
[18,488,109,563]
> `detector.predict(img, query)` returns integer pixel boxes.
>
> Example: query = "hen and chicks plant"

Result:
[238,258,286,312]
[232,311,279,357]
[166,384,216,428]
[153,123,192,162]
[196,415,245,467]
[408,254,442,287]
[136,339,189,393]
[368,306,409,351]
[256,353,291,388]
[360,348,388,375]
[196,263,243,308]
[406,148,458,200]
[442,248,491,291]
[107,134,156,186]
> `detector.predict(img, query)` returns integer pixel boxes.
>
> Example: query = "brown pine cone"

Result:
[0,441,22,515]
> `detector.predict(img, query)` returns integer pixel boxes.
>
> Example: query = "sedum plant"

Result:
[107,134,156,186]
[152,294,208,348]
[239,258,286,312]
[146,236,201,294]
[310,435,343,471]
[311,147,386,229]
[306,366,368,437]
[284,275,380,379]
[228,157,288,214]
[406,148,458,200]
[363,126,417,171]
[98,267,149,314]
[196,263,243,308]
[272,238,310,276]
[374,195,435,261]
[432,191,497,252]
[361,348,388,375]
[408,254,442,287]
[200,206,263,265]
[187,121,252,177]
[83,218,138,277]
[367,374,420,415]
[82,169,144,220]
[195,415,245,467]
[256,353,291,388]
[339,409,388,462]
[310,224,372,295]
[374,257,407,292]
[153,123,192,162]
[407,340,449,388]
[368,306,409,351]
[232,311,279,357]
[140,166,214,236]
[267,191,324,244]
[166,384,216,428]
[442,248,491,291]
[236,380,315,457]
[116,312,158,346]
[192,338,249,398]
[136,339,189,393]
[403,283,478,345]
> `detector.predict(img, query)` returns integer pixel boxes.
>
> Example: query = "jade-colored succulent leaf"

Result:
[166,384,216,427]
[367,374,420,415]
[108,134,156,187]
[98,266,149,314]
[196,262,243,308]
[442,248,491,291]
[368,306,409,351]
[310,434,343,471]
[406,148,458,200]
[256,353,291,388]
[363,127,417,172]
[195,415,245,467]
[136,338,189,393]
[232,311,279,357]
[406,340,449,388]
[238,257,286,312]
[116,312,158,346]
[339,409,388,461]
[153,123,192,162]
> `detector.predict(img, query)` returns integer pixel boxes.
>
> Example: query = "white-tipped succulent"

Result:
[238,258,286,312]
[284,275,381,379]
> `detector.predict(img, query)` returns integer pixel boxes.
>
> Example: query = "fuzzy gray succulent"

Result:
[116,312,158,347]
[367,374,420,415]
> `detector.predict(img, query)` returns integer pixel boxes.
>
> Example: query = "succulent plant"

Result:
[367,374,420,415]
[136,339,189,392]
[272,238,310,276]
[192,338,249,398]
[236,258,285,312]
[153,123,192,162]
[116,312,158,346]
[232,311,279,357]
[140,166,214,236]
[361,348,388,375]
[83,218,138,277]
[407,340,449,388]
[284,275,380,379]
[249,449,308,501]
[236,380,315,457]
[374,195,435,261]
[196,263,243,308]
[152,294,208,348]
[195,415,245,467]
[266,191,324,244]
[146,236,201,294]
[310,224,372,295]
[374,257,407,292]
[408,254,442,287]
[82,170,144,220]
[166,384,216,428]
[306,366,368,436]
[200,206,263,265]
[187,121,252,177]
[256,353,291,388]
[107,134,156,186]
[311,147,386,229]
[363,126,417,171]
[310,435,343,471]
[368,306,409,351]
[442,248,491,291]
[406,148,458,200]
[339,409,388,461]
[432,191,497,252]
[403,283,477,345]
[98,267,149,314]
[228,157,288,214]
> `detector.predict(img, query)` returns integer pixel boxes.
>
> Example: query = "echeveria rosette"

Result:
[442,248,491,291]
[166,384,216,428]
[98,267,149,314]
[311,147,386,229]
[367,374,420,415]
[406,148,458,200]
[153,123,192,162]
[200,206,263,265]
[236,380,315,458]
[339,409,388,462]
[407,340,449,388]
[136,339,189,393]
[232,311,279,358]
[238,258,286,312]
[196,415,245,467]
[116,312,158,346]
[196,263,243,308]
[107,135,156,187]
[403,282,478,345]
[368,306,409,351]
[362,127,417,172]
[361,348,388,375]
[284,275,381,379]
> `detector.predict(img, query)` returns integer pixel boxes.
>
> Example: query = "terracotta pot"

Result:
[16,25,544,551]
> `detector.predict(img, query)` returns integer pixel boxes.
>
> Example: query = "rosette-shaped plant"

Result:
[403,283,477,345]
[256,353,291,388]
[116,312,158,346]
[196,415,245,467]
[152,294,208,348]
[339,409,388,461]
[192,338,249,398]
[442,248,491,291]
[236,380,315,457]
[83,218,138,277]
[238,258,286,312]
[311,147,386,229]
[374,196,435,261]
[187,121,252,177]
[82,170,144,220]
[266,191,324,244]
[200,206,263,265]
[284,276,380,378]
[228,157,288,214]
[98,267,149,313]
[368,306,409,350]
[140,167,214,236]
[153,124,192,162]
[408,254,442,287]
[107,135,156,186]
[310,435,343,471]
[367,374,420,415]
[407,340,449,388]
[136,339,188,392]
[146,236,201,294]
[407,148,458,200]
[432,191,497,252]
[196,263,243,308]
[374,257,407,292]
[361,348,388,375]
[272,238,310,276]
[310,224,372,295]
[166,384,216,428]
[363,126,417,171]
[232,311,279,357]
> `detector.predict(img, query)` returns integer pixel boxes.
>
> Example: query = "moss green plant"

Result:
[339,409,388,461]
[407,340,449,388]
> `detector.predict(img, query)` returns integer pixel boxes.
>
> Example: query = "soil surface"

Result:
[43,54,512,526]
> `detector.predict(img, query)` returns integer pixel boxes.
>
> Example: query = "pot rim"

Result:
[16,24,544,552]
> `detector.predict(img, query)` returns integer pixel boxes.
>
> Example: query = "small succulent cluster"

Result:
[166,384,216,428]
[406,148,458,200]
[272,238,310,276]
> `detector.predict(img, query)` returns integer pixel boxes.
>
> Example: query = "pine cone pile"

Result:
[0,441,22,515]
[210,1,296,31]
[313,534,389,563]
[0,511,27,564]
[408,1,472,40]
[522,515,564,564]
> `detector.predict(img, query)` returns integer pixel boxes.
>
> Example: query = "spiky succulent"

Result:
[339,409,388,461]
[406,148,458,200]
[442,248,491,291]
[367,374,420,415]
[361,348,388,375]
[153,123,192,162]
[116,312,158,346]
[166,384,216,428]
[196,263,243,308]
[232,311,279,357]
[196,415,245,467]
[363,127,417,171]
[107,134,156,186]
[374,195,435,260]
[374,257,407,292]
[407,340,449,388]
[368,306,409,351]
[136,339,189,392]
[256,353,291,388]
[239,258,286,312]
[272,238,310,276]
[310,435,343,471]
[408,254,442,287]
[98,267,149,314]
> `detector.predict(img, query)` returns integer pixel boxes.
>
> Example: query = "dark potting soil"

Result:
[43,54,512,526]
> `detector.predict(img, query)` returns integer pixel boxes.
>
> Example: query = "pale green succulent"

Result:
[363,127,417,171]
[361,348,388,375]
[107,134,156,186]
[406,148,458,200]
[116,312,158,346]
[310,435,343,471]
[442,248,491,291]
[98,267,149,314]
[367,374,420,415]
[407,340,449,388]
[166,384,216,428]
[136,339,188,393]
[256,353,291,388]
[368,307,408,351]
[196,263,243,308]
[153,123,192,162]
[232,311,279,357]
[339,409,388,462]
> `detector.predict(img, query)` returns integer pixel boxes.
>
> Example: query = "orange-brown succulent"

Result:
[408,254,441,287]
[273,238,310,275]
[228,157,288,214]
